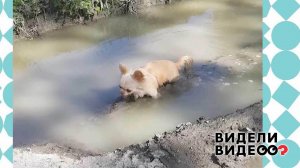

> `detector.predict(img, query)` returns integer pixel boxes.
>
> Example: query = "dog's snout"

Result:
[120,89,135,101]
[124,94,135,102]
[120,90,128,98]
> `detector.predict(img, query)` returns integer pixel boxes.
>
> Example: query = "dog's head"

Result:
[119,64,147,100]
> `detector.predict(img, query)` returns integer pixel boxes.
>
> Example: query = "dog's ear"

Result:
[119,64,128,74]
[132,70,144,82]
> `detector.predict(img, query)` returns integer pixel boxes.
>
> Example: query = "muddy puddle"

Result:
[14,0,262,152]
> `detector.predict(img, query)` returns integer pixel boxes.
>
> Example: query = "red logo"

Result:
[278,144,288,155]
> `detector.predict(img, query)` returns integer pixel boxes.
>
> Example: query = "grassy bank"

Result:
[13,0,173,38]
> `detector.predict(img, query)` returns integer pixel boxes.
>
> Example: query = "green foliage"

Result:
[14,0,99,21]
[13,0,130,35]
[57,0,95,19]
[14,0,43,19]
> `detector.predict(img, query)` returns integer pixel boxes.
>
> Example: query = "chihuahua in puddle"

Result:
[119,56,193,100]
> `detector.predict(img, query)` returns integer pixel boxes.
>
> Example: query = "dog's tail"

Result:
[176,55,193,70]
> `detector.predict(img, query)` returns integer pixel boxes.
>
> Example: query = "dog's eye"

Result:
[126,89,131,92]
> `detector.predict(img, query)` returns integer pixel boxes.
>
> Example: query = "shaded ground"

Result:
[14,102,262,168]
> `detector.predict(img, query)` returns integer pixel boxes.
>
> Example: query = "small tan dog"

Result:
[119,56,193,100]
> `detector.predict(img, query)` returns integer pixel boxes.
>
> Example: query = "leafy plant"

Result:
[13,0,133,36]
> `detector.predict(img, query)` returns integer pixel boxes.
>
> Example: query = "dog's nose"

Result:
[124,94,135,102]
[120,91,128,99]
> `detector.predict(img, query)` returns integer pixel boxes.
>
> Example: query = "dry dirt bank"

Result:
[14,102,262,168]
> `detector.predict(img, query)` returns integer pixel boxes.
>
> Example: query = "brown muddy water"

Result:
[14,0,262,152]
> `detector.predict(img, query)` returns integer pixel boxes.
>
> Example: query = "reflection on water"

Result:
[14,0,262,152]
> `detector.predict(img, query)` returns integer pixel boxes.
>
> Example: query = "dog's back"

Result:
[144,56,192,86]
[144,60,179,86]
